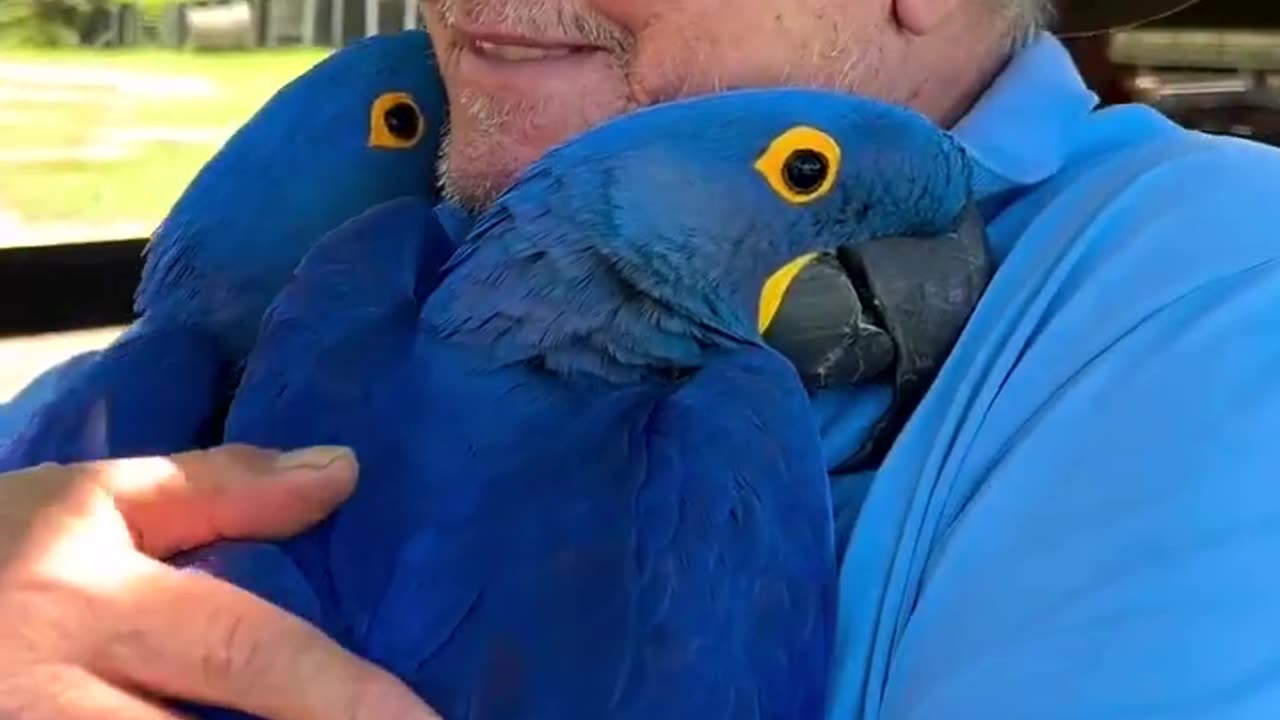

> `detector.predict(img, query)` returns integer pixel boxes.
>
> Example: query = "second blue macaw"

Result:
[180,87,975,719]
[0,30,449,466]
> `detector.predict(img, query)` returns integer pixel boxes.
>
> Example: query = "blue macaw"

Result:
[178,87,975,720]
[0,30,448,467]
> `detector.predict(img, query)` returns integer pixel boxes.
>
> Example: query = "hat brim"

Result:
[1054,0,1205,36]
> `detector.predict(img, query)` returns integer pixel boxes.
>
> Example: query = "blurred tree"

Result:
[0,0,101,46]
[0,0,169,47]
[0,0,67,46]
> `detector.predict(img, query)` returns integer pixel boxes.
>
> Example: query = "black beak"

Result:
[761,204,993,469]
[760,253,897,388]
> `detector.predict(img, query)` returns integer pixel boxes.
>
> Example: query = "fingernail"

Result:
[274,446,353,471]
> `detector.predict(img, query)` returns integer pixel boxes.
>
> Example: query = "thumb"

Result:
[89,444,358,558]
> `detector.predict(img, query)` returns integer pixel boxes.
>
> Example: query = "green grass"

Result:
[0,46,330,229]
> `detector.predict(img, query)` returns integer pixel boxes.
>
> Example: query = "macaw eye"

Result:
[368,92,426,149]
[754,126,841,204]
[783,149,828,193]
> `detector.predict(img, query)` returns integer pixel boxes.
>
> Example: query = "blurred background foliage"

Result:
[0,0,407,243]
[1,0,171,47]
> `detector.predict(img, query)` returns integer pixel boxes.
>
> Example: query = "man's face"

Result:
[423,0,900,210]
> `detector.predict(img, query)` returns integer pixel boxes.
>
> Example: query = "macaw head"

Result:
[549,87,973,339]
[433,87,974,382]
[137,29,449,357]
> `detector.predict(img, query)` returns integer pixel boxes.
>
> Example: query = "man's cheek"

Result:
[620,9,771,106]
[623,35,710,106]
[587,0,668,30]
[421,0,449,46]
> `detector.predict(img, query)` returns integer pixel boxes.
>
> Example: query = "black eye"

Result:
[383,102,421,141]
[782,149,830,195]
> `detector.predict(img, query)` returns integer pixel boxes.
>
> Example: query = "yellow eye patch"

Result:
[753,126,841,204]
[368,92,426,149]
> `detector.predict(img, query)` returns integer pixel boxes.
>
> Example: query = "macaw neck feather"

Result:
[423,198,748,385]
[135,111,357,357]
[137,215,281,360]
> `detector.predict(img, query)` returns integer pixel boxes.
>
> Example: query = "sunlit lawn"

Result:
[0,46,330,233]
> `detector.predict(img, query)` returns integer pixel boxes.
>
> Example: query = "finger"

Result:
[93,558,441,720]
[91,444,358,557]
[0,664,189,720]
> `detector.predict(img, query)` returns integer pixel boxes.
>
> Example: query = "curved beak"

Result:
[757,252,895,388]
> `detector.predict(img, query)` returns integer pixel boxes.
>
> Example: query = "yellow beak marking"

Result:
[757,252,820,335]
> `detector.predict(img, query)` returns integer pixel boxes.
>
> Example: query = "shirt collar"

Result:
[952,32,1100,199]
[816,34,1101,478]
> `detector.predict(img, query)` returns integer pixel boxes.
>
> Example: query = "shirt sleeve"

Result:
[876,140,1280,719]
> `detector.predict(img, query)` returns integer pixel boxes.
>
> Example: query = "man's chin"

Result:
[439,88,633,211]
[438,141,527,212]
[438,129,578,212]
[439,168,506,213]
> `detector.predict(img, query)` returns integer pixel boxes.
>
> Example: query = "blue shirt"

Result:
[819,33,1280,719]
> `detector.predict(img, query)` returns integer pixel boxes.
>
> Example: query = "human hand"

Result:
[0,444,441,720]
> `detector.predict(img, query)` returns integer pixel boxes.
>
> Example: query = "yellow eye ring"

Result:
[753,126,841,204]
[368,92,426,149]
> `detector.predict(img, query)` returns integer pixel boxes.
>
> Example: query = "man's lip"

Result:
[457,38,611,89]
[452,23,598,52]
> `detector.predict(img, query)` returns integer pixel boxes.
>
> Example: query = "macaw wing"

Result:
[0,322,228,472]
[0,349,100,444]
[226,197,458,449]
[615,344,836,720]
[221,196,459,643]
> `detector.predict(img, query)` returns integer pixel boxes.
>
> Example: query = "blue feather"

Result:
[194,87,974,719]
[430,88,971,382]
[139,29,448,358]
[0,31,450,468]
[0,322,224,472]
[216,198,462,651]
